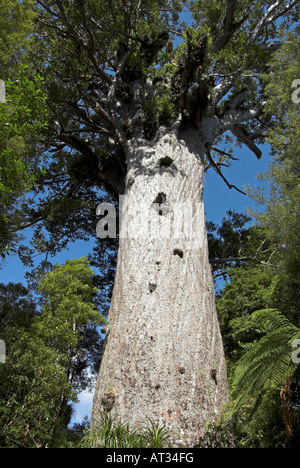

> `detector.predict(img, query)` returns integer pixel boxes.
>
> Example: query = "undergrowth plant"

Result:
[79,414,172,448]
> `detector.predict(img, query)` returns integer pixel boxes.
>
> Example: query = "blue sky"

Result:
[204,143,271,221]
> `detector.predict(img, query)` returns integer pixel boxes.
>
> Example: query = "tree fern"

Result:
[231,309,300,412]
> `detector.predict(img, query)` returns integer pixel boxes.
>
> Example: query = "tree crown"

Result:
[33,1,299,192]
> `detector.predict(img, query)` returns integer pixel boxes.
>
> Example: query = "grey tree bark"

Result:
[91,127,228,447]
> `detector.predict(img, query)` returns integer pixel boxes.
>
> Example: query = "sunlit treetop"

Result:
[31,0,299,193]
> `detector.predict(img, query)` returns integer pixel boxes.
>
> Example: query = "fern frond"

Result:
[231,309,300,413]
[250,309,299,333]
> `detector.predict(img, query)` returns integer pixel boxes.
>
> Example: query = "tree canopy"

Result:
[0,258,104,448]
[0,1,48,258]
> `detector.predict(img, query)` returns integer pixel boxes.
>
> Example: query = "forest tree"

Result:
[7,0,300,446]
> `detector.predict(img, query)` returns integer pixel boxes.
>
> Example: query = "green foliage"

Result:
[207,210,275,280]
[231,309,300,411]
[0,22,48,258]
[249,32,300,278]
[0,282,36,333]
[0,67,48,198]
[216,233,300,446]
[80,414,172,448]
[142,419,173,448]
[36,258,105,387]
[38,258,101,322]
[213,28,300,448]
[0,1,43,233]
[0,259,104,448]
[252,31,300,320]
[143,87,177,138]
[0,0,36,78]
[0,327,73,448]
[217,265,275,370]
[195,420,238,448]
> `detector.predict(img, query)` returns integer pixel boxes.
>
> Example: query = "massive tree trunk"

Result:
[91,128,228,447]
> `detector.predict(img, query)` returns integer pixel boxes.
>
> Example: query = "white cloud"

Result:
[72,390,94,424]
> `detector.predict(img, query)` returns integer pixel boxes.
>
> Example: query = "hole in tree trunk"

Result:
[154,192,167,205]
[159,156,173,169]
[149,281,157,293]
[210,369,218,385]
[173,249,184,259]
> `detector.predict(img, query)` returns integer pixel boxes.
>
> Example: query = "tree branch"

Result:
[224,88,249,111]
[211,250,279,268]
[212,75,236,106]
[36,0,61,19]
[82,97,126,147]
[37,0,113,86]
[13,216,43,233]
[213,0,237,51]
[177,32,207,115]
[212,255,279,280]
[55,133,125,196]
[231,125,263,159]
[221,100,266,132]
[211,236,280,277]
[107,50,130,113]
[205,145,246,195]
[259,41,282,53]
[250,0,300,43]
[213,0,248,53]
[211,147,239,161]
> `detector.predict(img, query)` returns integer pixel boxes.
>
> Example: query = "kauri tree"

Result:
[12,0,300,446]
